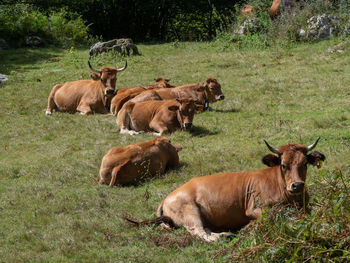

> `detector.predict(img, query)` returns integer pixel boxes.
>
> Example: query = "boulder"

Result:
[234,17,262,36]
[89,38,140,57]
[0,38,8,50]
[300,14,342,41]
[25,36,43,46]
[0,74,9,82]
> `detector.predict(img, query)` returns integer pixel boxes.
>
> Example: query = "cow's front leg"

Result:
[245,207,262,220]
[77,104,93,115]
[149,120,168,136]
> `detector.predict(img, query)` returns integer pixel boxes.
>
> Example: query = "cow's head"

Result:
[262,137,326,195]
[168,98,197,130]
[88,60,127,97]
[203,78,224,103]
[154,78,175,89]
[155,137,182,152]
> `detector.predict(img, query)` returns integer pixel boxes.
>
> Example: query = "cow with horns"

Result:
[126,138,326,242]
[45,60,127,115]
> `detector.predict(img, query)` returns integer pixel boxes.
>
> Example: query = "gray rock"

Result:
[0,74,9,82]
[300,14,341,41]
[25,36,42,46]
[234,17,262,36]
[89,38,140,57]
[0,38,8,50]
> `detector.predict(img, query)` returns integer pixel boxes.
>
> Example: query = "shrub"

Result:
[217,0,350,48]
[0,4,89,47]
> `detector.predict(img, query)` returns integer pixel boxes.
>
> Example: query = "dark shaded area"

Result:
[0,48,63,75]
[212,108,241,113]
[190,126,218,137]
[3,0,245,41]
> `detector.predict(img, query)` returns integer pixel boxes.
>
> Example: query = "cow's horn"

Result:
[264,140,281,155]
[88,59,101,73]
[117,60,127,72]
[307,137,320,152]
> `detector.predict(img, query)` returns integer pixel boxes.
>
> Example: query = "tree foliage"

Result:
[4,0,245,41]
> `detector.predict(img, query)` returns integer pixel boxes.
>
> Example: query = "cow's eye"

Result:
[281,164,286,170]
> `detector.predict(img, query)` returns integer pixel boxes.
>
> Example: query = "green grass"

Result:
[0,39,349,262]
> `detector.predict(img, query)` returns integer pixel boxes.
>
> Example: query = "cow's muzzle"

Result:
[183,123,192,130]
[290,182,304,194]
[217,94,225,101]
[105,89,115,96]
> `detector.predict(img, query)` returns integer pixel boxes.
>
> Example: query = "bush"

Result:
[48,8,89,46]
[217,0,350,49]
[0,4,89,47]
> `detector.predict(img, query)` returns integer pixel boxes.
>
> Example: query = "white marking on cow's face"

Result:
[215,94,225,101]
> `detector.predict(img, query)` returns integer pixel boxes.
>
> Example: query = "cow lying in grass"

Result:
[110,78,175,115]
[126,138,326,242]
[116,98,198,136]
[97,137,182,186]
[128,78,224,111]
[45,60,127,115]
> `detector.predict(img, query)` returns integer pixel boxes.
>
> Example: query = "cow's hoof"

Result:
[120,129,129,134]
[45,110,52,116]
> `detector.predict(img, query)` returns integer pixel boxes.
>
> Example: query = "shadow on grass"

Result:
[211,108,240,113]
[0,47,64,75]
[190,126,218,137]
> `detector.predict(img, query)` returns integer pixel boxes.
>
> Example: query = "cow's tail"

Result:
[45,84,63,115]
[123,215,175,228]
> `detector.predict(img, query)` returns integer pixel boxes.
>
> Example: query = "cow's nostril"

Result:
[106,89,115,95]
[220,95,225,100]
[184,123,192,129]
[292,183,304,192]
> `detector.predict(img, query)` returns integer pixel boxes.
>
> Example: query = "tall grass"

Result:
[0,39,349,262]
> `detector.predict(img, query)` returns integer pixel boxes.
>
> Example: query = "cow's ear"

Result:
[168,105,179,112]
[164,78,170,82]
[262,154,280,167]
[307,151,326,168]
[90,73,100,80]
[196,86,205,92]
[154,78,161,82]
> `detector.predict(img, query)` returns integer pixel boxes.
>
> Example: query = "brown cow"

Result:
[270,0,295,19]
[128,78,224,111]
[45,60,127,115]
[117,98,198,136]
[97,137,182,186]
[127,138,325,242]
[110,78,175,115]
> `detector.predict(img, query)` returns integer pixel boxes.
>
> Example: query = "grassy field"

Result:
[0,39,349,262]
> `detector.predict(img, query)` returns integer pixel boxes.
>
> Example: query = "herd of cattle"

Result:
[45,59,326,242]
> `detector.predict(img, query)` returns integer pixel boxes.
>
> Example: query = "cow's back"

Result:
[111,87,145,114]
[162,168,283,230]
[101,140,174,185]
[126,100,166,131]
[54,80,99,113]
